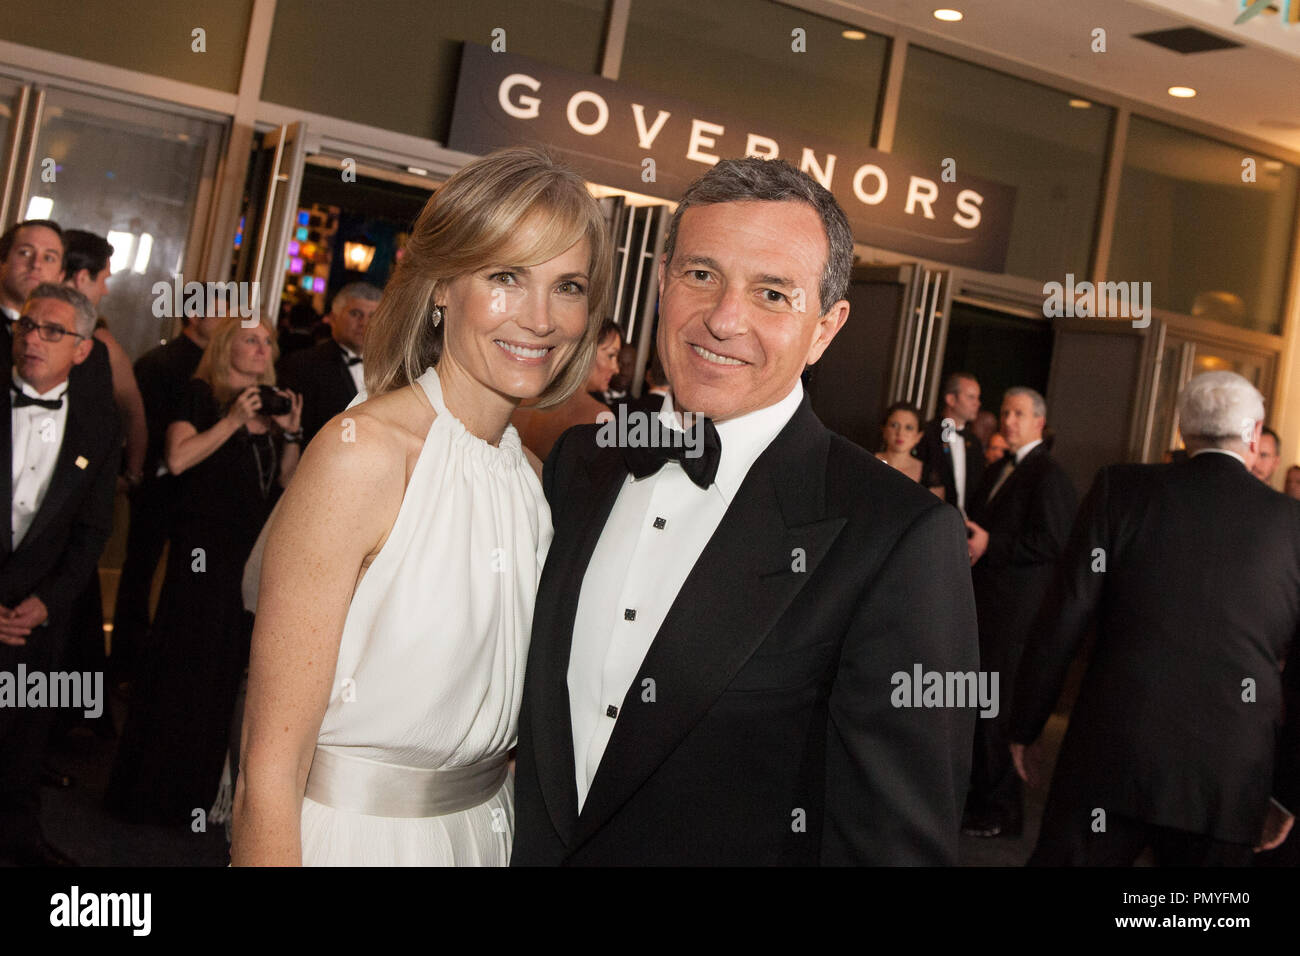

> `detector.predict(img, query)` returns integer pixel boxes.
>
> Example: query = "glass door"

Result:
[229,123,307,326]
[11,84,225,357]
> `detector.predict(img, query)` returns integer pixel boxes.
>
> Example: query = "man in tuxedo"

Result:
[1,220,114,404]
[1009,372,1300,865]
[918,372,984,515]
[962,387,1077,838]
[1,284,120,865]
[513,158,979,866]
[110,308,220,685]
[277,281,380,444]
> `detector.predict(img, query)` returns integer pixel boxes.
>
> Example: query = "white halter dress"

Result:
[299,366,551,866]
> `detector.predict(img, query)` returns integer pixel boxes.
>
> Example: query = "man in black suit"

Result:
[1,284,120,865]
[1009,371,1300,865]
[109,309,219,685]
[918,371,984,515]
[0,220,115,405]
[963,387,1077,838]
[277,281,380,445]
[513,158,979,866]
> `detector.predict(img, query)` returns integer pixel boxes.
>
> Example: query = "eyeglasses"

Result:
[9,314,89,343]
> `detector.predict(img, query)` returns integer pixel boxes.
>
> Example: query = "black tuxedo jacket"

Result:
[1010,453,1300,843]
[512,395,980,865]
[918,417,983,511]
[2,373,121,640]
[967,442,1077,674]
[277,339,358,444]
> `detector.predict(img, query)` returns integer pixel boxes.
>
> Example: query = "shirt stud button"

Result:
[606,705,619,718]
[624,608,636,621]
[653,516,666,530]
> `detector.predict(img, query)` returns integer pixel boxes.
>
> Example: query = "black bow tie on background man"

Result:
[621,414,722,490]
[344,355,362,366]
[10,384,64,410]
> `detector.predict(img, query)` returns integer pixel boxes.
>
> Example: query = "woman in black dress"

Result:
[106,317,302,825]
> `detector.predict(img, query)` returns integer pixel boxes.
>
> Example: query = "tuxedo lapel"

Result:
[331,341,358,399]
[1,384,11,562]
[531,445,628,846]
[573,399,845,846]
[20,386,100,552]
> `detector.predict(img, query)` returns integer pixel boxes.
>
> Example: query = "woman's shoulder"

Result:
[305,386,432,475]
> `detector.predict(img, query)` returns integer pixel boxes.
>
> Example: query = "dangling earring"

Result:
[432,305,444,327]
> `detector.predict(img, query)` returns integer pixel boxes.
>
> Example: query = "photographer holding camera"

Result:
[106,318,301,825]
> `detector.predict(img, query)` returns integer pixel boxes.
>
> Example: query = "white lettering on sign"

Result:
[905,176,939,220]
[631,104,671,149]
[953,189,983,229]
[745,133,780,159]
[800,148,836,189]
[686,119,725,166]
[488,67,993,237]
[853,164,888,205]
[566,90,609,136]
[500,73,541,119]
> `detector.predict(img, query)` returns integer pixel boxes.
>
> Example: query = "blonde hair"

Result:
[364,146,613,408]
[194,317,278,404]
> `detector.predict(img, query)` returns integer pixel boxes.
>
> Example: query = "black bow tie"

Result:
[621,415,722,490]
[11,384,64,410]
[1001,450,1017,467]
[345,355,362,366]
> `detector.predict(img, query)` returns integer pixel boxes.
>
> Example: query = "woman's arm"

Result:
[95,328,148,480]
[272,388,305,488]
[165,386,259,475]
[231,412,406,866]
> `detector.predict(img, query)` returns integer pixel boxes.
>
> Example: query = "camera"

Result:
[256,385,292,417]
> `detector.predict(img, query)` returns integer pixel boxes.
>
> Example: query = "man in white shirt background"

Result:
[1,283,120,865]
[514,157,980,865]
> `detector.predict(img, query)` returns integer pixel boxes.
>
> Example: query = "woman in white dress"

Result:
[230,146,612,865]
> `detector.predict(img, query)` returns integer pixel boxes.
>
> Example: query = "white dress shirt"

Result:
[11,371,69,549]
[945,419,968,513]
[340,344,365,393]
[567,380,805,810]
[1188,447,1246,466]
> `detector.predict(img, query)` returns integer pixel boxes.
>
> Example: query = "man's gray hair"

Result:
[1005,385,1046,419]
[662,157,854,316]
[330,281,382,314]
[25,282,95,337]
[1177,371,1265,446]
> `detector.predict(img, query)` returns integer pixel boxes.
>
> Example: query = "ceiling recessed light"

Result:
[1068,98,1092,108]
[406,166,429,176]
[934,8,963,21]
[1263,160,1285,172]
[1168,86,1197,98]
[841,29,867,40]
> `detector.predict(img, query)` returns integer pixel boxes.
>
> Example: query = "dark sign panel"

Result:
[448,44,1016,273]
